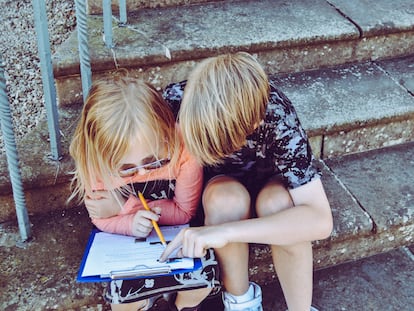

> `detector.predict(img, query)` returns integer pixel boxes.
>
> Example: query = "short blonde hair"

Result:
[179,52,269,166]
[69,76,179,202]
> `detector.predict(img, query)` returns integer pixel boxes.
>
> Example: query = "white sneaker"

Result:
[222,282,263,311]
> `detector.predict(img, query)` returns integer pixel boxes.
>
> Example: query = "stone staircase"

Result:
[1,0,413,302]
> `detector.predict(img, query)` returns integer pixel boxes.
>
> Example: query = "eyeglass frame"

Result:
[118,157,171,177]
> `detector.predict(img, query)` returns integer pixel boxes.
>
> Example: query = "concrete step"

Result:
[87,0,224,14]
[53,0,414,106]
[271,55,414,159]
[2,53,413,222]
[1,141,413,309]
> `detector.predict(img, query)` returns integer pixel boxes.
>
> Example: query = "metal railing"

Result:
[0,57,31,242]
[75,0,128,99]
[1,0,129,242]
[75,0,92,102]
[33,0,62,161]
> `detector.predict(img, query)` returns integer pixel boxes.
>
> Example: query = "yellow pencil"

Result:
[138,191,167,247]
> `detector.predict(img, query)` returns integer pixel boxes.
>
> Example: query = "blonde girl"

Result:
[70,76,219,311]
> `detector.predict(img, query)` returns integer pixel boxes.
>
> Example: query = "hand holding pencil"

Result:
[137,191,167,247]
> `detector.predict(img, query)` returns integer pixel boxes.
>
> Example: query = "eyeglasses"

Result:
[118,158,171,177]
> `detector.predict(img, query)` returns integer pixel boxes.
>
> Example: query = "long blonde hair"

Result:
[69,76,179,202]
[179,52,269,166]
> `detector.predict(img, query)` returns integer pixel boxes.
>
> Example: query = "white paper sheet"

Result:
[81,225,192,278]
[146,224,189,243]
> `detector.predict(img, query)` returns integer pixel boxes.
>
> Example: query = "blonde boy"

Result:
[161,52,333,311]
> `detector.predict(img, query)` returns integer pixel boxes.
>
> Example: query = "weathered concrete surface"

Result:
[54,0,360,105]
[0,206,105,311]
[271,59,414,158]
[87,0,220,14]
[378,54,414,93]
[328,0,414,36]
[259,247,414,311]
[272,62,414,135]
[56,0,358,77]
[0,106,80,222]
[328,0,414,61]
[54,0,414,106]
[319,142,414,266]
[325,142,414,247]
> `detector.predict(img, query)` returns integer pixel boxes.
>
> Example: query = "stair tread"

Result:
[53,0,414,76]
[272,56,414,135]
[2,54,414,191]
[325,141,414,232]
[328,0,414,36]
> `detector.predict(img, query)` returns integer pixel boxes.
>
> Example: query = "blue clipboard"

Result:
[77,229,202,283]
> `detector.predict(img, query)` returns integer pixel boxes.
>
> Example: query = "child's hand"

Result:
[85,190,123,218]
[159,225,228,261]
[131,209,160,238]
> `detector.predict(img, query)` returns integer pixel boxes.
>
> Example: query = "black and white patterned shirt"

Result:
[163,80,320,190]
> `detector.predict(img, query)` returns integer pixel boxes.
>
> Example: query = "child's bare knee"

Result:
[256,183,293,217]
[203,180,250,224]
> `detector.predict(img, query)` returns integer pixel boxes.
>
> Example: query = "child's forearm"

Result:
[91,214,134,236]
[148,198,195,225]
[221,204,332,246]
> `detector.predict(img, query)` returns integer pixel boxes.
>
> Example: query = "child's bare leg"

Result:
[272,242,313,311]
[256,181,313,311]
[174,287,212,310]
[203,176,251,295]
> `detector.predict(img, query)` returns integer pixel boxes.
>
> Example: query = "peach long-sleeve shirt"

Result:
[90,141,203,236]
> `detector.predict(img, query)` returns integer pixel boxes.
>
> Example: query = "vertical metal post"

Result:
[32,0,62,160]
[103,0,114,48]
[75,0,92,102]
[0,58,31,242]
[119,0,127,25]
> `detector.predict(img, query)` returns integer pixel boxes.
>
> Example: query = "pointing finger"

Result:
[159,229,185,262]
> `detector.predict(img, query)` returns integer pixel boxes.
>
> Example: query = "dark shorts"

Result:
[207,173,283,200]
[104,248,220,304]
